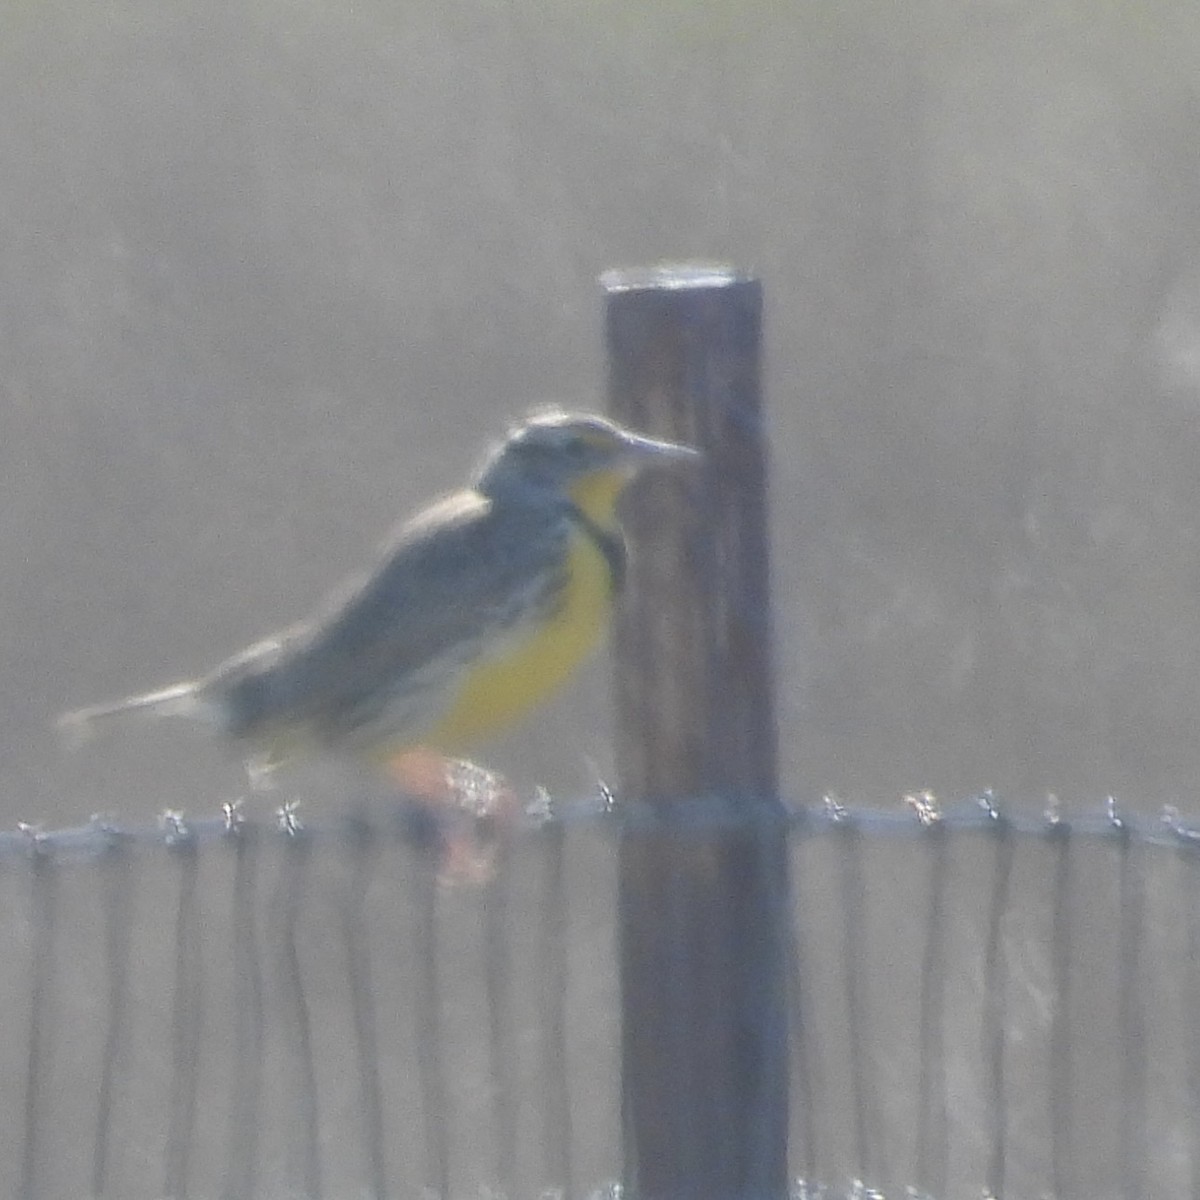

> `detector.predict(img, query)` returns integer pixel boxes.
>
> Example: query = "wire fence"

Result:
[1,789,1198,1199]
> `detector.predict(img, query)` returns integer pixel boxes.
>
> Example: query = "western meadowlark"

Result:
[60,409,696,866]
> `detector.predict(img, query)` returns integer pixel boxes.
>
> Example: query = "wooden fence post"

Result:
[603,264,789,1200]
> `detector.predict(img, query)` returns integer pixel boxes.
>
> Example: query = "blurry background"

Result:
[5,3,1200,1197]
[7,0,1200,821]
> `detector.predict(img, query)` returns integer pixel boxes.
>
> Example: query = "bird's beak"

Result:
[617,430,702,469]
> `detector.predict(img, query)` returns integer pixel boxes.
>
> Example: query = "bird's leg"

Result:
[384,748,521,885]
[244,753,280,794]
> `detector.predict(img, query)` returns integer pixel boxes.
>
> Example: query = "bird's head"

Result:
[476,409,699,519]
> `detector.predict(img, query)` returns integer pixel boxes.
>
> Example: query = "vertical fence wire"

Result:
[164,829,202,1200]
[913,817,949,1200]
[787,855,819,1187]
[1180,835,1200,1200]
[1116,813,1148,1200]
[536,818,573,1199]
[980,804,1014,1200]
[92,835,134,1199]
[277,826,322,1200]
[19,843,56,1200]
[223,821,264,1200]
[483,851,517,1199]
[340,816,387,1200]
[836,814,873,1186]
[410,844,450,1200]
[1180,825,1200,1200]
[1047,815,1072,1200]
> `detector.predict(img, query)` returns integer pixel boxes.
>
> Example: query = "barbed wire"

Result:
[7,785,1200,865]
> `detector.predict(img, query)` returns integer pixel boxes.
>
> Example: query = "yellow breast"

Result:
[423,523,617,755]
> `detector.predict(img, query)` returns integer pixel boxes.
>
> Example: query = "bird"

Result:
[59,409,698,865]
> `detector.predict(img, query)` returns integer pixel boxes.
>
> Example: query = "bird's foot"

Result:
[386,748,521,885]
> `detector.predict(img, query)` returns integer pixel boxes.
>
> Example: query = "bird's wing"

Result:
[214,488,566,741]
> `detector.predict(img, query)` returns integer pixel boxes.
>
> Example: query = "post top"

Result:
[599,262,751,294]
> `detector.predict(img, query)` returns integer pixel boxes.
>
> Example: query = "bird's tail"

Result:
[57,682,209,749]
